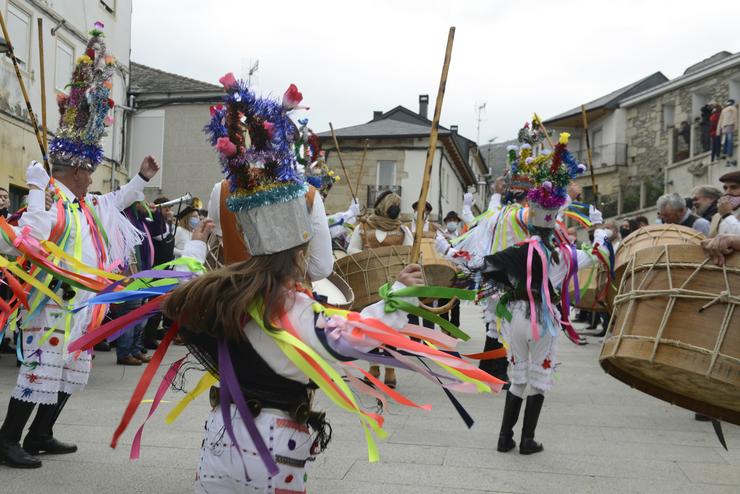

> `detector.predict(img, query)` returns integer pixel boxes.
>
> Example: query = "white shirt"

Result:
[174,227,192,258]
[207,181,333,281]
[719,209,740,235]
[19,174,147,330]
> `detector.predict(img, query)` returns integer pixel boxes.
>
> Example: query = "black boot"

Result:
[0,398,42,468]
[497,391,523,452]
[23,392,77,455]
[519,394,545,455]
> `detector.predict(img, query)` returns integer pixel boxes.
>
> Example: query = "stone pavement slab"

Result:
[0,304,737,493]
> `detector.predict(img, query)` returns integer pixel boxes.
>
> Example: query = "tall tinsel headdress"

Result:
[507,120,586,228]
[204,74,313,255]
[296,119,339,196]
[50,22,116,171]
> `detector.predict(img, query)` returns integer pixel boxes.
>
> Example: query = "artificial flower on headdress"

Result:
[49,22,115,171]
[204,75,313,255]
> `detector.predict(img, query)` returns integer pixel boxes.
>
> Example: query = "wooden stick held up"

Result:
[410,27,455,264]
[37,18,50,172]
[355,139,369,206]
[329,122,357,203]
[580,104,598,204]
[0,10,50,173]
[533,112,555,149]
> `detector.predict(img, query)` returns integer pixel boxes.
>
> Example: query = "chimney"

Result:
[372,111,383,121]
[419,94,429,119]
[450,125,458,134]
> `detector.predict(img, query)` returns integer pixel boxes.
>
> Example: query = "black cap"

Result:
[412,201,432,212]
[719,170,740,185]
[444,211,460,222]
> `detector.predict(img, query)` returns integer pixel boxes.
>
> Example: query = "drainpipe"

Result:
[437,147,444,222]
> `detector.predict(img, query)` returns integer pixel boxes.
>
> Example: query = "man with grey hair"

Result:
[691,185,722,221]
[657,192,710,236]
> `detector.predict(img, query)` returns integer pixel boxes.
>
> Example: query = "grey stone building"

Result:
[126,62,222,206]
[620,52,740,215]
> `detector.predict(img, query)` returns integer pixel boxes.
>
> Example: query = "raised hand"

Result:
[139,155,160,180]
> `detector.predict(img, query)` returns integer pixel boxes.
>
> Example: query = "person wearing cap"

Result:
[442,211,462,239]
[409,200,441,238]
[710,171,740,236]
[0,26,161,469]
[174,206,200,258]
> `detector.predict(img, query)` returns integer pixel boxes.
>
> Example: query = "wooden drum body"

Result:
[334,246,411,310]
[599,244,740,424]
[570,264,608,311]
[312,272,354,309]
[419,238,458,287]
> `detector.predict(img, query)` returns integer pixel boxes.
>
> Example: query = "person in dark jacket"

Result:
[691,185,722,221]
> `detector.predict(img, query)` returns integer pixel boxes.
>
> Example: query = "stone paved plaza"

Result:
[1,306,738,493]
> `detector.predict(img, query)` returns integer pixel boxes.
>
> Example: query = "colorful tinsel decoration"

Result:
[49,23,115,170]
[204,75,307,212]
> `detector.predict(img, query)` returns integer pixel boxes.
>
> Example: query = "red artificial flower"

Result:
[262,121,274,138]
[107,98,115,108]
[209,104,224,117]
[86,48,95,59]
[282,83,304,110]
[542,358,552,369]
[219,72,237,89]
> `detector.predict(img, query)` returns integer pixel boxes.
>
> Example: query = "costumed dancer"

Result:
[67,75,505,493]
[346,190,412,387]
[0,24,160,469]
[478,132,611,455]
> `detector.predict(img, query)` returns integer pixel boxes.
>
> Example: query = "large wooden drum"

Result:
[605,224,706,311]
[334,240,458,311]
[599,243,740,424]
[334,245,411,310]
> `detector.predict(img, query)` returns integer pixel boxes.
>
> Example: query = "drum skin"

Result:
[312,272,354,309]
[599,244,740,424]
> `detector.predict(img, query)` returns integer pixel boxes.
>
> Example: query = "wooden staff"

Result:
[354,139,369,206]
[329,122,357,203]
[410,27,455,264]
[580,104,598,204]
[0,10,50,173]
[37,19,49,163]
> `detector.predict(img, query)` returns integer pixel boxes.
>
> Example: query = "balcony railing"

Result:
[572,143,628,167]
[367,185,402,207]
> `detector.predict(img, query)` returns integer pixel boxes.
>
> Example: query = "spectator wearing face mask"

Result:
[174,206,201,258]
[442,211,462,239]
[0,187,9,218]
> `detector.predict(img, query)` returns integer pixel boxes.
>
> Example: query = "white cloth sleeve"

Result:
[207,181,222,237]
[177,239,207,266]
[97,173,148,212]
[693,217,711,236]
[16,190,54,243]
[401,225,414,246]
[487,193,502,212]
[307,192,334,281]
[718,214,740,235]
[358,281,419,331]
[174,228,191,258]
[461,204,476,226]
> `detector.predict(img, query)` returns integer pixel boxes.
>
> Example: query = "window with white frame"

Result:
[54,39,74,93]
[376,160,396,186]
[662,102,676,130]
[7,3,31,70]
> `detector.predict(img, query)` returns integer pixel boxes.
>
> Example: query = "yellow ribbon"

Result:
[165,372,218,424]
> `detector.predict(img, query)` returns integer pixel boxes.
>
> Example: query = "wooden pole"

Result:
[37,18,49,170]
[354,139,369,206]
[0,10,50,173]
[580,104,598,204]
[329,122,357,203]
[410,27,455,264]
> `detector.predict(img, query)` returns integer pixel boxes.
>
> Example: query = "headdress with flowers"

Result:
[295,119,339,196]
[50,22,116,171]
[205,74,314,255]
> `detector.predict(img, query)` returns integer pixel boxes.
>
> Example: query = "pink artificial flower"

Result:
[262,121,274,138]
[282,84,305,110]
[209,104,224,117]
[104,115,115,127]
[216,137,237,157]
[219,72,237,89]
[94,21,104,30]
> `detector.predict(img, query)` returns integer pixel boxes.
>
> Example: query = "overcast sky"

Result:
[131,0,740,145]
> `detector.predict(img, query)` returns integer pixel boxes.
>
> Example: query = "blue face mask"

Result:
[446,221,458,232]
[188,217,199,229]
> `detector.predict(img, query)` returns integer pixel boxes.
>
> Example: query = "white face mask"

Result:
[446,221,458,232]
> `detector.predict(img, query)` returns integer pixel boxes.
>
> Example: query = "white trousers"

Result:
[195,405,315,494]
[12,327,92,405]
[499,302,558,392]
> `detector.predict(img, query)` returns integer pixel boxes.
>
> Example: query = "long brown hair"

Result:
[163,245,307,341]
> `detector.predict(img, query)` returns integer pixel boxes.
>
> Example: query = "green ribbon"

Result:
[377,283,475,341]
[495,293,513,322]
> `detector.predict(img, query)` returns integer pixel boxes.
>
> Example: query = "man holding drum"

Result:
[657,192,711,236]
